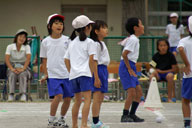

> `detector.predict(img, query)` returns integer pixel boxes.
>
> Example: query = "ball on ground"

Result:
[156,116,163,123]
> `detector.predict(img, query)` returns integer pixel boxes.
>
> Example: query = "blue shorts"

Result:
[182,78,192,100]
[92,65,108,93]
[158,72,173,81]
[119,60,139,90]
[169,47,177,53]
[70,76,93,93]
[47,78,74,99]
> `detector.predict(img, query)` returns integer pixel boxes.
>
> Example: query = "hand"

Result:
[16,68,25,74]
[156,69,163,74]
[11,68,19,74]
[39,75,48,84]
[94,77,101,88]
[184,65,191,75]
[128,68,137,77]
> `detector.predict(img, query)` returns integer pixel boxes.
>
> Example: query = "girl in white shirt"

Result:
[166,12,184,56]
[64,15,100,128]
[90,20,110,128]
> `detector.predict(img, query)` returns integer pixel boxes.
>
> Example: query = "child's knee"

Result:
[166,73,174,81]
[64,97,71,103]
[55,94,63,101]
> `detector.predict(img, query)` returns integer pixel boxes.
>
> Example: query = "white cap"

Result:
[72,15,94,29]
[47,14,64,24]
[16,29,27,35]
[170,12,178,18]
[188,16,192,33]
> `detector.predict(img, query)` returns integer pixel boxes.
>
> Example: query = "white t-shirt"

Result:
[64,36,97,80]
[94,41,110,66]
[166,24,184,47]
[177,36,192,78]
[5,44,31,63]
[121,34,140,63]
[40,35,69,79]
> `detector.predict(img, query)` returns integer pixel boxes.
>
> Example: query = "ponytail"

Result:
[79,29,87,41]
[70,30,77,41]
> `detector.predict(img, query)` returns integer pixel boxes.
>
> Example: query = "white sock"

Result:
[49,116,56,122]
[59,115,66,120]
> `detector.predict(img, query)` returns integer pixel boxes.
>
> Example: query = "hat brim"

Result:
[50,15,65,22]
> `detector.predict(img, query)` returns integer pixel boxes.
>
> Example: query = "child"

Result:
[149,39,178,102]
[40,14,73,128]
[119,17,144,123]
[90,20,110,128]
[178,16,192,128]
[166,12,184,56]
[64,15,100,128]
[5,29,31,102]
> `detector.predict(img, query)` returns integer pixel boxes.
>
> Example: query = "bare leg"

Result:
[81,90,92,128]
[124,88,136,110]
[72,93,82,128]
[166,73,174,102]
[61,97,71,116]
[50,94,63,116]
[92,91,104,117]
[182,98,191,118]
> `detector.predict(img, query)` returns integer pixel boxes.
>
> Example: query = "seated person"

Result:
[5,29,31,102]
[149,39,178,102]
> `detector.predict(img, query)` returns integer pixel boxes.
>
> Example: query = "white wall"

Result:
[0,0,61,37]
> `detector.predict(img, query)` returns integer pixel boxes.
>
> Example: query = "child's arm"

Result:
[39,58,48,83]
[64,59,71,73]
[89,55,101,88]
[122,50,137,77]
[178,47,191,75]
[155,65,177,74]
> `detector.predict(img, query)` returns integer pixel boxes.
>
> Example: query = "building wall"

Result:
[61,0,122,36]
[0,0,61,37]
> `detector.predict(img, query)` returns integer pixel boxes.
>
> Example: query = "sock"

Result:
[59,115,65,120]
[184,117,191,127]
[93,116,99,124]
[130,101,139,115]
[123,109,129,116]
[49,116,56,122]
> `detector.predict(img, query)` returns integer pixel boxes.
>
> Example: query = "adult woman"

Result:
[5,29,31,101]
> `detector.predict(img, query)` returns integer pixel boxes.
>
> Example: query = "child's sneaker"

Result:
[91,121,110,128]
[57,117,69,128]
[47,120,58,128]
[8,94,14,102]
[20,94,26,102]
[130,114,144,122]
[120,115,133,122]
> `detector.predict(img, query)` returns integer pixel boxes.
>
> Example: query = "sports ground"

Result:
[0,102,185,128]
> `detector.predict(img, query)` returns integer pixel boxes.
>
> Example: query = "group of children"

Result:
[38,12,192,128]
[39,13,146,128]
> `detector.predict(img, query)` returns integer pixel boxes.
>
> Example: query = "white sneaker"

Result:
[47,120,58,128]
[20,94,26,102]
[91,121,110,128]
[57,117,69,128]
[8,94,14,102]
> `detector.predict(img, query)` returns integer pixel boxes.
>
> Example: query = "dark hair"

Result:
[156,39,170,52]
[176,18,181,29]
[125,17,139,35]
[47,17,64,35]
[70,24,91,41]
[14,32,28,45]
[90,20,108,50]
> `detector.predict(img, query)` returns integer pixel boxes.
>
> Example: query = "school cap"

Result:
[16,29,28,35]
[72,15,94,29]
[47,14,65,24]
[188,16,192,33]
[170,12,178,18]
